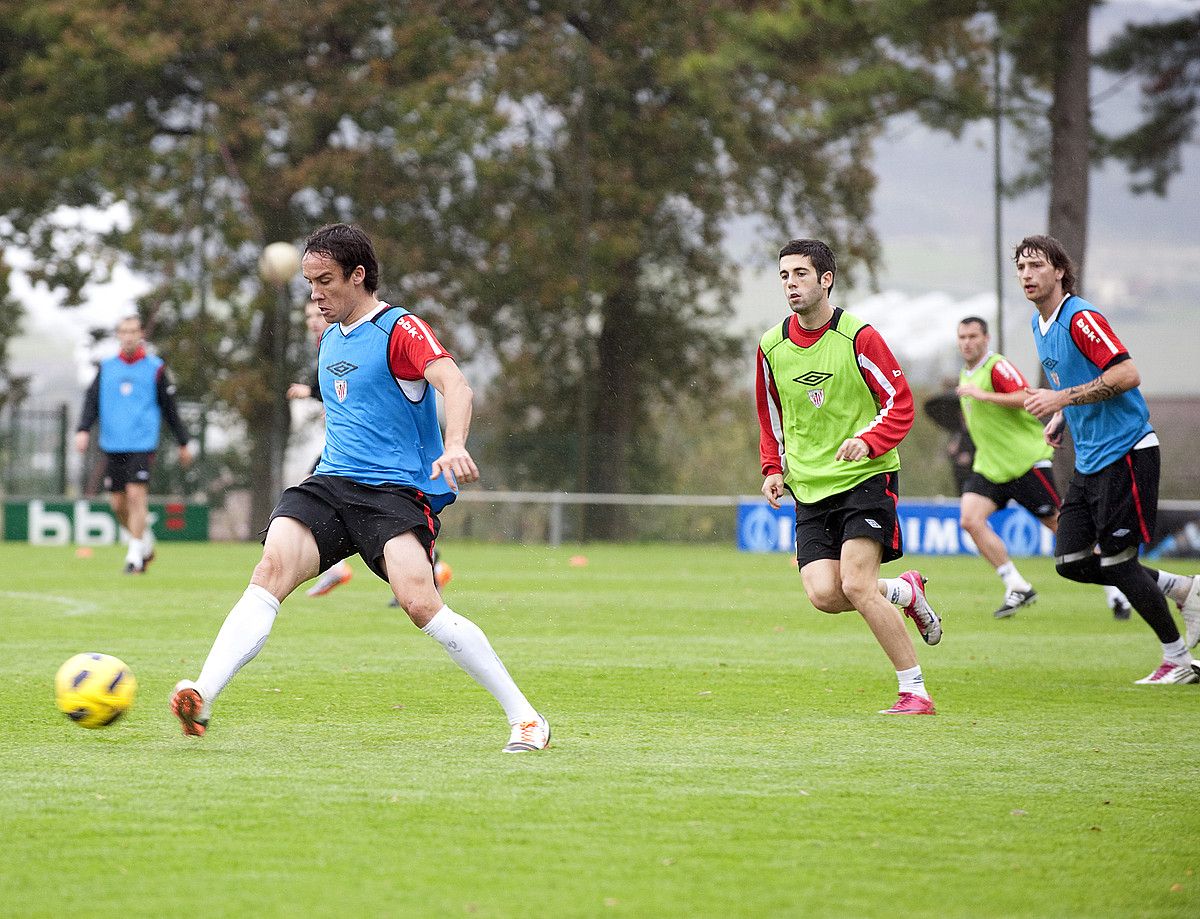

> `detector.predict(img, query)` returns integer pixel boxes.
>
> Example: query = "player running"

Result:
[172,224,548,750]
[954,315,1130,619]
[75,315,193,573]
[756,238,942,716]
[1018,234,1200,684]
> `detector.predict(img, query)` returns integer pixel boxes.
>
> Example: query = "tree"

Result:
[0,1,502,528]
[993,2,1199,288]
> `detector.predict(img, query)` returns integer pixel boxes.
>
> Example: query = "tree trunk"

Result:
[583,280,640,539]
[1045,1,1093,492]
[1047,0,1092,293]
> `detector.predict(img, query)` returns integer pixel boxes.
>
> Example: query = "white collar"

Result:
[963,350,994,374]
[338,301,389,335]
[1037,294,1072,336]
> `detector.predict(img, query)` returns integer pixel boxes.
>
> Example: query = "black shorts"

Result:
[1056,446,1159,560]
[963,463,1061,519]
[268,475,440,582]
[794,471,903,569]
[103,452,154,491]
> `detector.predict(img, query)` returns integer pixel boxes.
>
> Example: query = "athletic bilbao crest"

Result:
[807,389,825,408]
[334,379,348,402]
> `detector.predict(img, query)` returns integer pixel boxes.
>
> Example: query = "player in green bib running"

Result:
[755,239,942,716]
[954,316,1130,620]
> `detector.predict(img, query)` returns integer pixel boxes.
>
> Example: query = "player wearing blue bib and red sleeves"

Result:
[172,224,549,752]
[75,315,193,574]
[1018,235,1200,684]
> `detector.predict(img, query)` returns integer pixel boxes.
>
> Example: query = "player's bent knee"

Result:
[807,589,849,613]
[1055,549,1102,584]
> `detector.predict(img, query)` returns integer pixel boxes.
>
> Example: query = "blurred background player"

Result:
[953,316,1130,620]
[1019,234,1200,684]
[288,301,452,598]
[75,315,193,573]
[172,224,546,751]
[756,238,942,716]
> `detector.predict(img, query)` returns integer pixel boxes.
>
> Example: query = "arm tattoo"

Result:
[1066,376,1122,405]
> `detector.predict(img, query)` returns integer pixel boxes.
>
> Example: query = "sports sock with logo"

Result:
[896,665,929,699]
[422,605,537,725]
[880,578,913,608]
[195,584,280,703]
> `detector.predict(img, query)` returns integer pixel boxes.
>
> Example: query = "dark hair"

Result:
[304,223,379,293]
[959,316,988,334]
[1014,234,1076,295]
[779,238,836,293]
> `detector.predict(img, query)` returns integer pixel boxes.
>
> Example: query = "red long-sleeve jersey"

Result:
[756,314,915,477]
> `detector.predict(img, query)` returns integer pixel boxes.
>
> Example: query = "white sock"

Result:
[1103,585,1124,606]
[142,528,155,557]
[996,561,1031,592]
[896,665,929,699]
[195,584,280,703]
[422,605,536,725]
[125,537,144,565]
[880,578,913,608]
[1162,638,1191,667]
[1157,571,1190,605]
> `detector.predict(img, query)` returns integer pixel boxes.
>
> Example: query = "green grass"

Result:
[2,541,1199,918]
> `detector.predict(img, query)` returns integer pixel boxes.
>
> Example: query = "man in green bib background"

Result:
[954,317,1130,620]
[755,239,942,716]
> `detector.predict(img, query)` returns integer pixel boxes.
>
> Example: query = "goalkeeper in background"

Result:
[954,316,1130,620]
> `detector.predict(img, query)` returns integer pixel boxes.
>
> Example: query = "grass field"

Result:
[2,541,1199,918]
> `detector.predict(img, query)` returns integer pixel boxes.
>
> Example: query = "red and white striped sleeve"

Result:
[990,358,1029,394]
[852,325,914,457]
[755,345,785,477]
[1069,308,1129,370]
[387,312,454,380]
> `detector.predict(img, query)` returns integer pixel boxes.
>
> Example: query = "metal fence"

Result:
[0,403,70,496]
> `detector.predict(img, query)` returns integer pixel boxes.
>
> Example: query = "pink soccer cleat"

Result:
[900,570,942,645]
[879,692,936,715]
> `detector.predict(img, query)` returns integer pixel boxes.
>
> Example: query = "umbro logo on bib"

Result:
[326,360,359,376]
[793,371,832,386]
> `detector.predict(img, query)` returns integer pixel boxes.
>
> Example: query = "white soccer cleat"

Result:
[503,713,550,753]
[1133,660,1200,685]
[1179,576,1200,650]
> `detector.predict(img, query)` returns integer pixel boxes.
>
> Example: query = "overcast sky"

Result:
[10,0,1197,397]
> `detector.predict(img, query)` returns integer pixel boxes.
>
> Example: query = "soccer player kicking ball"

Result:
[755,239,942,716]
[172,224,549,751]
[953,316,1130,620]
[1018,234,1200,684]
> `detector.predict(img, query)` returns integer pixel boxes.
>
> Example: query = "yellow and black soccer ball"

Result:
[55,653,137,729]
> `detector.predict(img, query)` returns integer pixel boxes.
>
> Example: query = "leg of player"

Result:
[123,481,151,573]
[170,516,321,736]
[1144,568,1200,649]
[808,560,941,644]
[839,538,935,715]
[383,532,549,752]
[1057,550,1199,684]
[1039,510,1123,617]
[306,559,354,597]
[961,492,1036,618]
